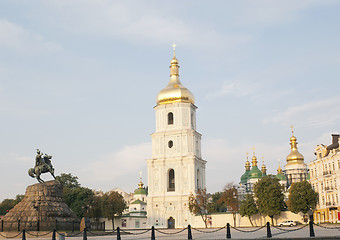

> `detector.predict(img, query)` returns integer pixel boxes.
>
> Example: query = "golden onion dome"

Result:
[252,155,257,166]
[156,54,195,105]
[286,130,304,165]
[245,160,251,171]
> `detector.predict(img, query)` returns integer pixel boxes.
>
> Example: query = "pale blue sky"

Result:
[1,0,340,200]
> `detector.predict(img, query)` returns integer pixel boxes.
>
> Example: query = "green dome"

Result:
[240,170,250,184]
[276,173,287,181]
[134,188,146,195]
[249,166,262,179]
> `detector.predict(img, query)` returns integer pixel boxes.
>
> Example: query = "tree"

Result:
[207,192,228,213]
[0,195,24,215]
[188,188,210,228]
[56,173,93,218]
[101,191,127,230]
[219,183,239,227]
[254,175,285,225]
[239,194,258,226]
[86,195,103,221]
[287,181,318,214]
[56,173,81,189]
[63,187,94,218]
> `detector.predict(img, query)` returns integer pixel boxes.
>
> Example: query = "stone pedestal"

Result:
[1,180,79,231]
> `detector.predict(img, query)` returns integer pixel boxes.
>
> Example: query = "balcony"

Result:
[326,202,336,206]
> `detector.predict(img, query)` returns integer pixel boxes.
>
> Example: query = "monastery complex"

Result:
[99,50,340,228]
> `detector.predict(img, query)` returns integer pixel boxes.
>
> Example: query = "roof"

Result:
[134,188,147,195]
[248,166,262,179]
[130,199,147,205]
[276,173,287,181]
[240,170,250,184]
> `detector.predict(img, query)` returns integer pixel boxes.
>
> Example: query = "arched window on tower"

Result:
[197,169,200,189]
[168,112,174,125]
[168,169,175,191]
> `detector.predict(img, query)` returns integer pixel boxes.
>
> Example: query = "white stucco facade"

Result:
[146,55,206,228]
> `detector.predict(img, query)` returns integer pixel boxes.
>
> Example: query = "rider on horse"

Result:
[29,149,55,183]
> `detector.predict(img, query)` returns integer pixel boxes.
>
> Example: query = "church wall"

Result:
[191,211,305,228]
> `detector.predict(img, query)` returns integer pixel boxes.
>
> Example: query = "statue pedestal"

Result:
[1,180,79,231]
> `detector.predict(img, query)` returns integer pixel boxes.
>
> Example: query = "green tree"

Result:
[101,191,127,230]
[287,181,318,214]
[86,195,103,221]
[56,173,81,189]
[56,173,93,218]
[188,188,210,228]
[254,175,285,225]
[207,192,228,213]
[0,195,24,215]
[239,194,258,226]
[219,183,239,227]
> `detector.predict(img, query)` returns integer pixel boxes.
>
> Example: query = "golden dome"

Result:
[245,160,250,171]
[286,130,304,165]
[156,54,195,105]
[252,154,258,166]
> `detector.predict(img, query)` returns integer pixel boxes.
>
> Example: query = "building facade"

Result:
[308,134,340,223]
[146,51,207,228]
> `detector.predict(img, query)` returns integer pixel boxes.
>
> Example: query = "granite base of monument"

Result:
[1,180,79,231]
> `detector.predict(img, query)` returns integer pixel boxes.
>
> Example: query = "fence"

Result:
[0,220,104,232]
[0,220,339,239]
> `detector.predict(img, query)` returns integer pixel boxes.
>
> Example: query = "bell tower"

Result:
[146,47,206,228]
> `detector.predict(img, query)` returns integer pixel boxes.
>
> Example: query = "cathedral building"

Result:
[239,129,306,196]
[146,49,207,228]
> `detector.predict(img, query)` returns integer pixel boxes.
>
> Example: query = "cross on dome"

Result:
[172,42,176,57]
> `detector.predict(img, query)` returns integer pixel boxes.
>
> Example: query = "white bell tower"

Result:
[146,47,206,228]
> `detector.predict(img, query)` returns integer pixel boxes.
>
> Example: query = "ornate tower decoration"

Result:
[284,126,307,187]
[146,45,206,228]
[247,149,262,193]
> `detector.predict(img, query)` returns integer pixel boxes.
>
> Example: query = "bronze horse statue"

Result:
[28,149,56,183]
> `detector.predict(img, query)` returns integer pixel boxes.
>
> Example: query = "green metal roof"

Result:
[134,188,146,195]
[248,166,262,179]
[276,173,287,181]
[240,170,250,184]
[131,199,147,205]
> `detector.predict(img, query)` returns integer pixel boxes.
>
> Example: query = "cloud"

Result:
[0,19,62,53]
[263,96,340,128]
[205,79,259,99]
[75,142,151,192]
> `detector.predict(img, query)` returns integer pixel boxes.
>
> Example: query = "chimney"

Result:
[331,134,340,144]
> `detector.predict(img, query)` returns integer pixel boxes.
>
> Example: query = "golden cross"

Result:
[246,152,249,160]
[252,147,256,155]
[290,125,294,134]
[172,42,176,56]
[139,171,142,180]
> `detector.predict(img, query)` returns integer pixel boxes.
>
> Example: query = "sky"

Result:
[0,0,340,201]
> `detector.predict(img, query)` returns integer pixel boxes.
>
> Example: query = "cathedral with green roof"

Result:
[239,129,308,198]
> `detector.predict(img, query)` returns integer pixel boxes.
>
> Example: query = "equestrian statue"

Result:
[28,149,56,183]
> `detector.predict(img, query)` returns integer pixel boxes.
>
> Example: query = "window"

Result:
[168,169,175,191]
[168,112,174,125]
[168,140,173,148]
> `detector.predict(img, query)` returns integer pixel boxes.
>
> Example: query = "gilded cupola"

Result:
[156,44,195,105]
[286,126,304,165]
[240,153,251,184]
[261,158,267,176]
